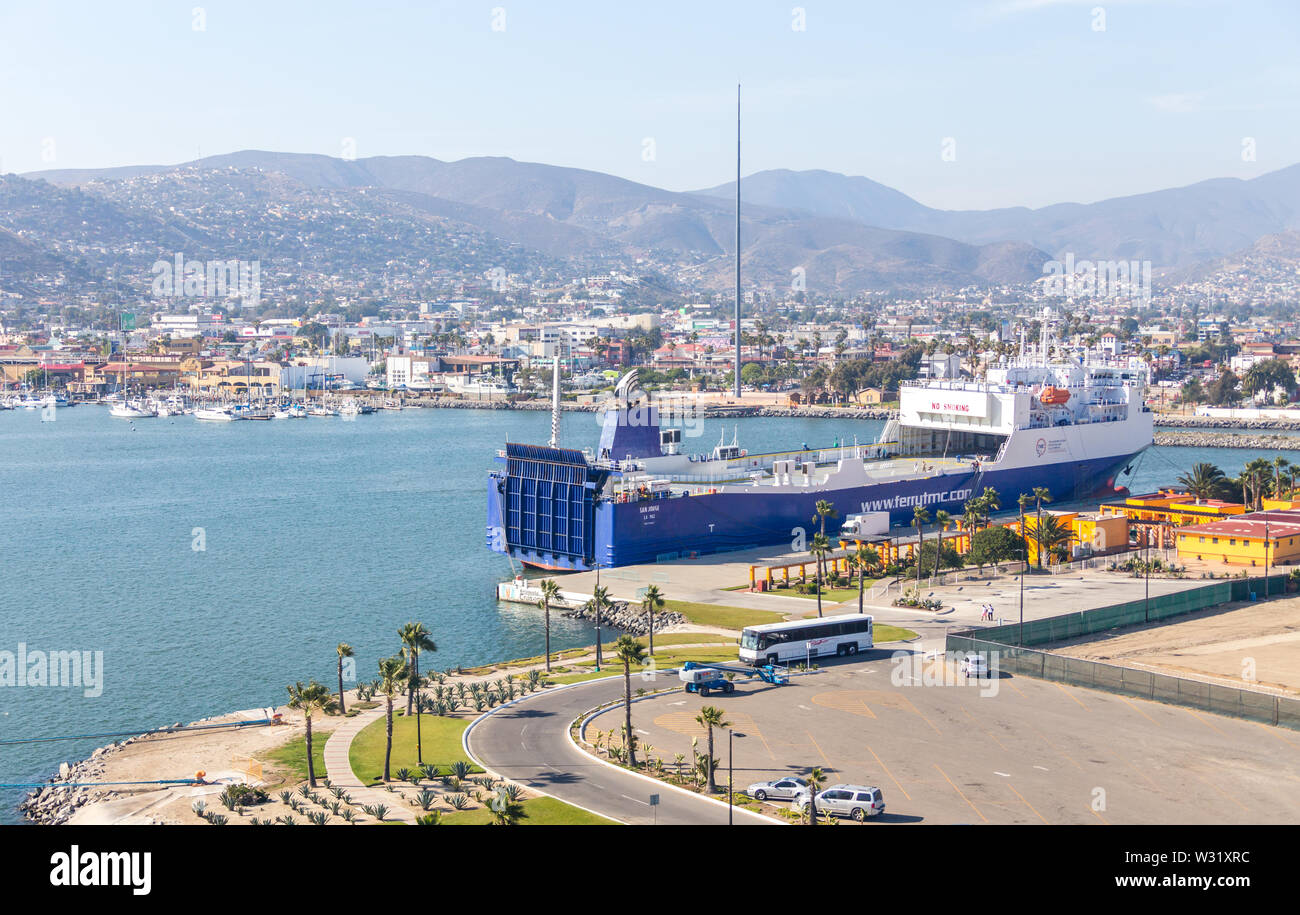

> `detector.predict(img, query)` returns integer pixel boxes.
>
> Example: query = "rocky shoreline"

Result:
[1154,430,1300,450]
[18,720,192,825]
[558,599,686,637]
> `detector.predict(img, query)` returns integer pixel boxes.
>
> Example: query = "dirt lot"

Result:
[1052,596,1300,696]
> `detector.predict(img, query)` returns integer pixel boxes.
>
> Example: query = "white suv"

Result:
[961,653,990,678]
[795,784,886,821]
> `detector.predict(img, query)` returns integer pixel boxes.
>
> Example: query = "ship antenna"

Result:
[548,354,560,448]
[733,81,742,401]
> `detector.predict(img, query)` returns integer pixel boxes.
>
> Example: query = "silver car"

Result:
[745,777,809,801]
[795,784,886,821]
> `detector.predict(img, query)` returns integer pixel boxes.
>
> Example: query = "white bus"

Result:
[739,613,874,666]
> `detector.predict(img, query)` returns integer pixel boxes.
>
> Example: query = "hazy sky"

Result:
[2,0,1298,209]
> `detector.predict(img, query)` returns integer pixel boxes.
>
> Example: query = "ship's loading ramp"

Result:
[502,443,597,565]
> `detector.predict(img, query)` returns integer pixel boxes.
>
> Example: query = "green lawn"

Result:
[439,795,617,825]
[663,600,788,630]
[465,633,733,675]
[349,713,480,784]
[766,584,879,603]
[874,624,917,643]
[260,731,329,786]
[549,645,745,685]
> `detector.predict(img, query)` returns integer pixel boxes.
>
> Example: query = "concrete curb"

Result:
[571,692,788,825]
[462,677,630,825]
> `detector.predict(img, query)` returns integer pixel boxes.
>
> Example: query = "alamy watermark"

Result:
[0,644,104,698]
[151,253,261,306]
[1041,252,1151,303]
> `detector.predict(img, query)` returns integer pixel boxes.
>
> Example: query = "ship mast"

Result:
[549,354,560,448]
[733,82,741,401]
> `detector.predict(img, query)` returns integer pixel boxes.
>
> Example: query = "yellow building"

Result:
[182,358,281,397]
[1011,511,1129,564]
[1175,511,1300,566]
[1100,491,1248,527]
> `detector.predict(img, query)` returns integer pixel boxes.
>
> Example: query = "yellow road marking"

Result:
[1054,682,1088,710]
[1190,769,1242,816]
[806,730,833,768]
[934,764,988,822]
[1006,782,1048,824]
[1090,806,1111,825]
[1122,757,1165,795]
[1185,708,1227,735]
[1119,696,1161,726]
[1004,679,1028,699]
[1030,726,1084,771]
[961,706,1009,751]
[897,692,942,735]
[1253,721,1300,751]
[867,744,911,802]
[1189,770,1249,813]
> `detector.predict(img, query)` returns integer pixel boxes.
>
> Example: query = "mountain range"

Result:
[11,150,1300,296]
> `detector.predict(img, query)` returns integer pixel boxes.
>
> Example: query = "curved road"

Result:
[467,675,775,825]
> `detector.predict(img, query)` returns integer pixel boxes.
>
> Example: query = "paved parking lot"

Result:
[588,650,1300,824]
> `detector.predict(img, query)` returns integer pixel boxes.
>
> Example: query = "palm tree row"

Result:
[1177,458,1297,509]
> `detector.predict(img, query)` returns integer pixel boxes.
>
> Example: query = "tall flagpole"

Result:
[734,83,741,400]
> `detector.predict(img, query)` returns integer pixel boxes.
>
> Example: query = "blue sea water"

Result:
[0,404,1287,820]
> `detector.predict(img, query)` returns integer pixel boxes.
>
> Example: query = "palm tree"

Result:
[587,584,611,670]
[1177,462,1228,504]
[335,643,353,714]
[640,584,665,657]
[285,680,338,787]
[399,622,437,765]
[911,505,931,588]
[1035,513,1075,565]
[850,543,881,615]
[933,509,952,576]
[694,705,730,794]
[804,766,828,826]
[376,655,408,782]
[977,487,1001,530]
[809,532,830,618]
[1031,486,1052,568]
[812,499,838,582]
[1274,456,1292,502]
[538,579,561,672]
[614,634,647,767]
[1242,457,1274,510]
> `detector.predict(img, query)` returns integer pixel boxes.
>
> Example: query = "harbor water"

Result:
[0,404,1288,820]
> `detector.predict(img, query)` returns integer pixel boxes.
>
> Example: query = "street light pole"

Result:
[594,561,602,672]
[728,729,746,825]
[1264,514,1270,599]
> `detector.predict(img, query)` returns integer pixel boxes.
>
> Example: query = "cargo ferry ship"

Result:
[486,348,1153,571]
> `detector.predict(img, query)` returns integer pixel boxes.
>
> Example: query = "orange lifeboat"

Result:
[1040,386,1071,405]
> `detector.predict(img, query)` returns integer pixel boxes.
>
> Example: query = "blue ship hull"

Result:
[487,448,1140,572]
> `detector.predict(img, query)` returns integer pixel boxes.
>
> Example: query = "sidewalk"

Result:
[321,703,418,823]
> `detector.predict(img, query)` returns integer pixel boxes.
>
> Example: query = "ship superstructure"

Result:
[487,338,1154,571]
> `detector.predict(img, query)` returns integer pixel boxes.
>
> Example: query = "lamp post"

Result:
[1263,514,1270,599]
[1144,530,1151,624]
[593,561,602,672]
[728,729,746,825]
